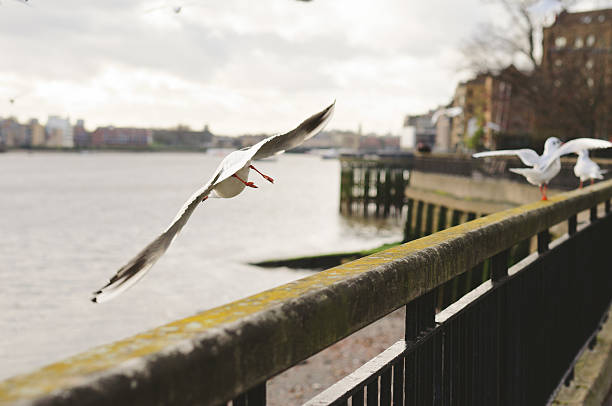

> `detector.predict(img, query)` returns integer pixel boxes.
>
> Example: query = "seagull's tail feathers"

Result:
[508,167,531,176]
[600,169,608,176]
[91,182,216,303]
[592,171,605,180]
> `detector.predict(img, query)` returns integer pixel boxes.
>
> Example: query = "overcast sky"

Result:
[0,0,610,135]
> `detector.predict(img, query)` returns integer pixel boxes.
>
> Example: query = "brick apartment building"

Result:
[91,127,152,147]
[541,8,612,139]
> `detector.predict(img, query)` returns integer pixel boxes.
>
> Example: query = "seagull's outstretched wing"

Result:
[92,173,220,303]
[554,138,612,159]
[252,101,335,160]
[543,138,612,169]
[473,149,541,167]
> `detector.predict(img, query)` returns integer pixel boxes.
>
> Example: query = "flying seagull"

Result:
[473,137,612,200]
[92,101,335,303]
[1,0,31,5]
[8,90,30,105]
[144,2,193,14]
[573,149,608,188]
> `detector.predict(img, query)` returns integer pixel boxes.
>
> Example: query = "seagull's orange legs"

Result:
[591,179,595,186]
[232,174,258,188]
[539,184,548,201]
[249,165,274,183]
[579,180,583,189]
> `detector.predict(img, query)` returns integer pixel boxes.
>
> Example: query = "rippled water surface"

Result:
[0,151,401,379]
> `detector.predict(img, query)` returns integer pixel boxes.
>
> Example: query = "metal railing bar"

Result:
[4,184,612,406]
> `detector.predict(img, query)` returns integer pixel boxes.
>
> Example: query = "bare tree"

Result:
[459,0,610,141]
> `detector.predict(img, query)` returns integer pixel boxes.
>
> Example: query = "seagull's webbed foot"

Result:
[249,165,274,183]
[540,184,548,201]
[232,174,258,188]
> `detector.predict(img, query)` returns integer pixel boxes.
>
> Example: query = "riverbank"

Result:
[251,241,402,270]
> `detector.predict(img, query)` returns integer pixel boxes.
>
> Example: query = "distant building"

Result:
[27,119,45,146]
[153,124,214,149]
[91,127,152,148]
[446,67,533,151]
[542,8,612,138]
[73,119,90,148]
[358,134,400,152]
[0,117,27,147]
[46,116,73,148]
[403,111,436,150]
[302,130,361,150]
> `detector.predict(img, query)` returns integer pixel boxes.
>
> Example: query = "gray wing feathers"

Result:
[473,149,541,167]
[253,101,335,160]
[91,175,219,303]
[543,138,612,170]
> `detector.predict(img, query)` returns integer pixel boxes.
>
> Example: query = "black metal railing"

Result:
[2,181,612,406]
[306,204,611,406]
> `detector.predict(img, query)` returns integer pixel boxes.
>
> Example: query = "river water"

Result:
[0,151,401,380]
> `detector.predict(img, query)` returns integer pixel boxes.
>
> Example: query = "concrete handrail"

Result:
[2,180,612,406]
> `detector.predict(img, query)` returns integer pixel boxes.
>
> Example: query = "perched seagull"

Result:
[573,149,608,188]
[473,137,612,200]
[92,101,335,303]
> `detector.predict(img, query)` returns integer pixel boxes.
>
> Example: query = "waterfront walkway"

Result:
[1,179,612,405]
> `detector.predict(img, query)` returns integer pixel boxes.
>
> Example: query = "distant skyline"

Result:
[1,0,610,135]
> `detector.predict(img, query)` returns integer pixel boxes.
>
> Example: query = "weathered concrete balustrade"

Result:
[1,180,612,405]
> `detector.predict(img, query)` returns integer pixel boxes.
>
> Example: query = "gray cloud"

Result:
[1,0,602,133]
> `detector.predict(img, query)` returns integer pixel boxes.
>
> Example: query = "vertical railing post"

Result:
[590,205,598,222]
[405,290,436,405]
[491,250,509,283]
[234,382,266,406]
[537,230,550,254]
[489,249,509,405]
[605,199,611,214]
[568,214,577,236]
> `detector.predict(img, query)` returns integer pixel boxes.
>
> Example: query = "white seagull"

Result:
[92,101,335,303]
[574,149,608,188]
[473,137,612,200]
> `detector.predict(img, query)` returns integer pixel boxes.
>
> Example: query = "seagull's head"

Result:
[544,137,563,154]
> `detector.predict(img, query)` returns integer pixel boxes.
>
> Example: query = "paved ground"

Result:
[267,308,405,405]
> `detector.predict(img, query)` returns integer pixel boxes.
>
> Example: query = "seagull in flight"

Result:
[473,137,612,200]
[92,101,335,303]
[8,90,29,105]
[431,106,462,125]
[573,149,608,188]
[144,2,193,14]
[1,0,31,6]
